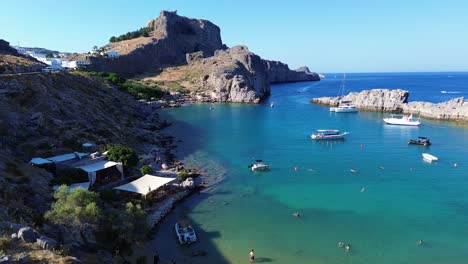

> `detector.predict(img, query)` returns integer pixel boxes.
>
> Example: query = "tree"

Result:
[112,202,148,243]
[106,145,139,168]
[45,186,102,229]
[140,165,152,175]
[45,53,54,58]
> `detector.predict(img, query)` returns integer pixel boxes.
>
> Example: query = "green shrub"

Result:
[177,172,190,181]
[45,186,102,228]
[140,165,152,176]
[109,27,151,43]
[0,236,10,251]
[106,145,139,168]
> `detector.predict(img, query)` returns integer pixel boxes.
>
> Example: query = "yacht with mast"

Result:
[330,74,358,113]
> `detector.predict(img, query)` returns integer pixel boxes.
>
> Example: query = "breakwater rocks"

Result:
[311,89,468,122]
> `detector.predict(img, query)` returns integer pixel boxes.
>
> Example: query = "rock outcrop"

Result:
[312,89,409,112]
[0,39,18,55]
[403,97,468,121]
[264,61,320,83]
[184,46,270,103]
[0,39,45,74]
[311,89,468,122]
[86,11,225,77]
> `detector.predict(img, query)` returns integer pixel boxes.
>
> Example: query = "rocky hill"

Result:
[86,11,226,76]
[144,46,269,103]
[83,11,319,102]
[264,61,320,83]
[311,89,468,122]
[0,39,45,74]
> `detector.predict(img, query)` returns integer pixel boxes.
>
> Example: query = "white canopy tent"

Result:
[114,174,176,196]
[77,160,124,186]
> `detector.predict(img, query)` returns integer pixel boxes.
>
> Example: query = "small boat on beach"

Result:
[248,160,270,171]
[311,129,349,140]
[175,220,197,244]
[383,114,421,126]
[408,136,431,146]
[422,153,438,162]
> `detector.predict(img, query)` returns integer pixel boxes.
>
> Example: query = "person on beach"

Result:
[345,244,351,252]
[338,241,344,247]
[249,249,255,263]
[417,239,424,246]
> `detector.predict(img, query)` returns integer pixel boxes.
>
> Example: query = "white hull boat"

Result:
[311,129,349,140]
[383,114,421,126]
[175,221,197,244]
[331,104,358,113]
[422,153,438,162]
[249,160,270,171]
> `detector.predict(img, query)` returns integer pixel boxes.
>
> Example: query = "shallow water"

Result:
[147,73,468,263]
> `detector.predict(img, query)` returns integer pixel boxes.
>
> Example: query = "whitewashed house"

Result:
[14,46,27,54]
[105,50,120,58]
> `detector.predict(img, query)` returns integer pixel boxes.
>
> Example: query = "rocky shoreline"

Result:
[311,89,468,122]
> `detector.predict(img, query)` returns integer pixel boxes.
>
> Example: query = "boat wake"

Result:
[440,90,462,94]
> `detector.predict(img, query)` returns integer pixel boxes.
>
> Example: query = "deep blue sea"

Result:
[144,72,468,264]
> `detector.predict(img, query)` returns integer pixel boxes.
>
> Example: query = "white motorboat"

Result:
[175,220,197,244]
[248,160,270,171]
[422,153,438,162]
[311,129,349,140]
[383,114,421,126]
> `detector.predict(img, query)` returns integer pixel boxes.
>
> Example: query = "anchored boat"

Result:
[175,220,197,244]
[383,114,421,126]
[311,129,349,140]
[422,153,438,162]
[408,136,431,146]
[248,160,270,171]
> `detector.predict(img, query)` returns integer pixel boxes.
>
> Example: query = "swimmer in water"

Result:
[293,212,301,218]
[345,244,351,252]
[379,166,385,170]
[361,187,366,193]
[417,239,424,246]
[338,241,344,247]
[350,169,357,173]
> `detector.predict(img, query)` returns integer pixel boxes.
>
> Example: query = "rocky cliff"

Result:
[0,39,45,74]
[311,89,468,122]
[264,61,320,83]
[86,11,225,77]
[312,89,409,112]
[83,11,319,103]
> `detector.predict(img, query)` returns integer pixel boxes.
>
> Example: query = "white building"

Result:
[105,50,120,58]
[14,46,27,54]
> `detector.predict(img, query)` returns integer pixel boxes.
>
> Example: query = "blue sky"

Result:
[1,0,467,72]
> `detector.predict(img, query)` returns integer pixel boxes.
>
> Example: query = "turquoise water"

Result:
[150,73,468,263]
